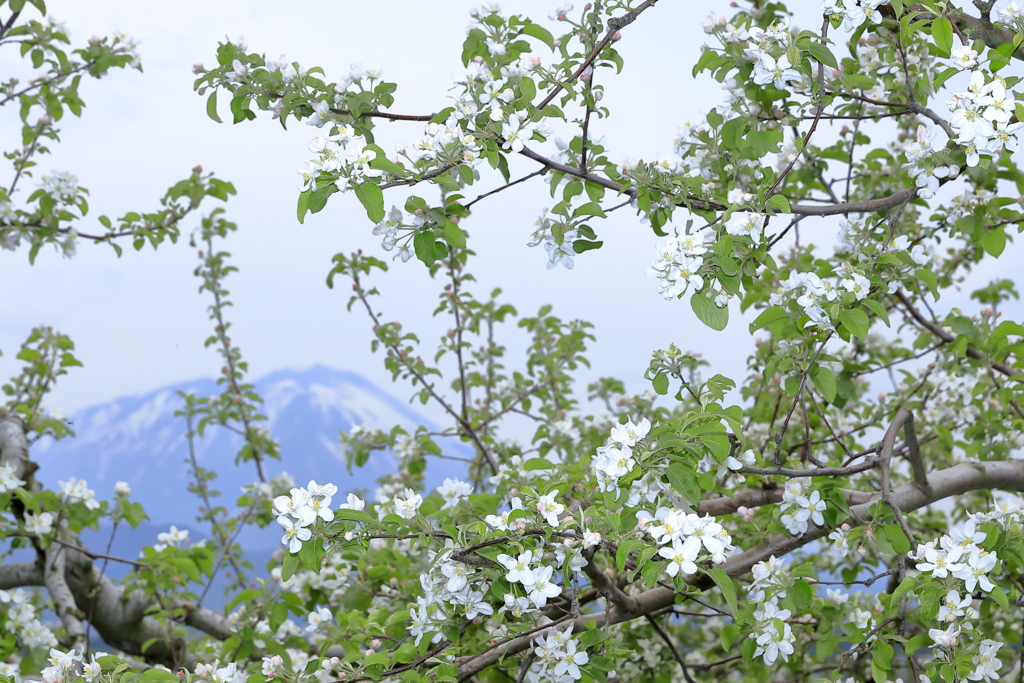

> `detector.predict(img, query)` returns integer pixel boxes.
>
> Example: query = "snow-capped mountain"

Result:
[32,365,463,538]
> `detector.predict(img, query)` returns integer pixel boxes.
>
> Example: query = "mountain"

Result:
[32,365,464,547]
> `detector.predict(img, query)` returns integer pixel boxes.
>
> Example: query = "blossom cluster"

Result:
[1,588,59,650]
[910,518,999,593]
[639,507,735,575]
[40,648,112,683]
[0,462,25,493]
[777,478,827,535]
[528,209,578,270]
[300,127,381,193]
[822,0,887,32]
[525,625,590,683]
[747,556,796,664]
[410,548,495,646]
[58,477,100,510]
[945,69,1021,167]
[909,512,1015,682]
[646,231,714,300]
[768,264,874,332]
[590,417,651,492]
[272,481,338,553]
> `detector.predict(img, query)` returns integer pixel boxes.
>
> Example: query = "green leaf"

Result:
[296,191,310,224]
[206,91,222,123]
[309,184,335,215]
[767,194,791,214]
[862,299,890,327]
[574,202,607,218]
[282,550,300,581]
[652,372,669,395]
[690,291,729,331]
[443,221,467,248]
[883,524,911,554]
[707,568,739,616]
[791,579,813,608]
[807,42,838,68]
[666,462,700,505]
[414,231,436,267]
[990,584,1009,609]
[981,227,1006,257]
[839,307,870,340]
[720,623,741,650]
[810,364,837,403]
[741,637,756,662]
[355,183,385,224]
[615,540,643,572]
[520,22,555,49]
[573,239,603,253]
[931,17,953,56]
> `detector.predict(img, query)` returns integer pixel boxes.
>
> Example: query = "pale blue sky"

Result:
[0,0,1017,429]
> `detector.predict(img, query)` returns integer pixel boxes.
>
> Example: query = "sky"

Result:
[1,0,1020,432]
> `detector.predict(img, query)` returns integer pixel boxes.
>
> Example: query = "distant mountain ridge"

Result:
[33,365,460,537]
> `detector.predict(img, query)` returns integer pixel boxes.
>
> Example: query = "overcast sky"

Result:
[1,0,1019,430]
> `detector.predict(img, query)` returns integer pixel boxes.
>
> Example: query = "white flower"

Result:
[437,478,472,509]
[497,550,536,585]
[937,590,972,622]
[658,537,699,576]
[525,565,561,608]
[752,54,802,91]
[536,491,565,526]
[969,640,1003,681]
[394,492,423,519]
[114,481,131,496]
[725,212,766,240]
[930,624,960,647]
[25,511,55,536]
[950,45,979,70]
[0,463,26,493]
[609,418,651,448]
[306,606,332,632]
[277,516,311,554]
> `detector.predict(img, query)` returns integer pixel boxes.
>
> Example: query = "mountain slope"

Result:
[32,365,461,532]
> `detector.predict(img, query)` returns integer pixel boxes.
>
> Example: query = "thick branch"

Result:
[44,545,87,652]
[456,458,1024,680]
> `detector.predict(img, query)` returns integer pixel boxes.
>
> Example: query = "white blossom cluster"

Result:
[193,659,247,683]
[646,231,714,300]
[902,126,960,199]
[822,0,887,31]
[0,462,26,493]
[946,70,1021,167]
[437,477,472,509]
[911,518,999,593]
[24,511,54,536]
[638,507,735,576]
[910,512,1015,681]
[225,602,304,649]
[241,470,296,501]
[39,171,80,202]
[153,525,190,552]
[528,209,578,270]
[58,477,100,510]
[747,556,796,664]
[409,548,495,646]
[524,625,590,683]
[1,589,59,649]
[497,549,567,609]
[257,652,344,683]
[39,648,110,683]
[272,481,338,553]
[777,478,827,535]
[767,266,870,332]
[300,127,381,193]
[590,417,651,493]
